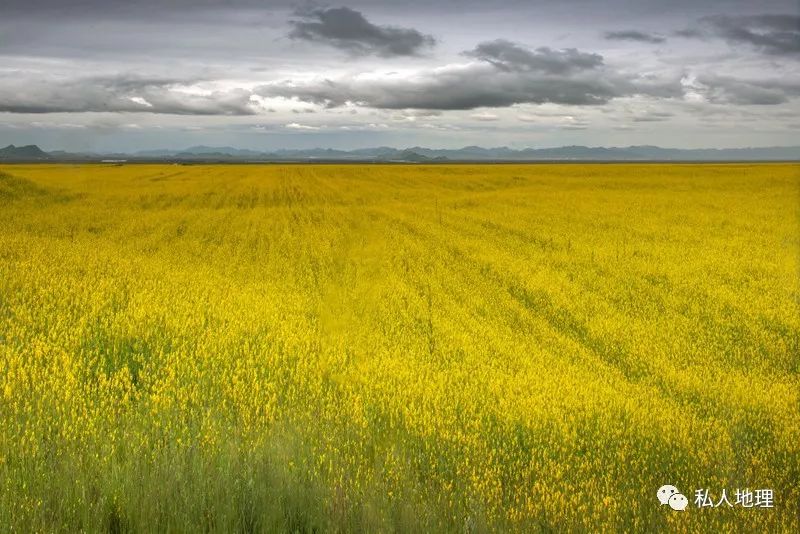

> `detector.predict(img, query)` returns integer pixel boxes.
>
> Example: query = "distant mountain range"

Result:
[0,144,51,160]
[1,143,798,162]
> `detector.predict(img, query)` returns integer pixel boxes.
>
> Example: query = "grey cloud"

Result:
[258,41,682,110]
[706,15,800,56]
[288,6,436,57]
[696,75,800,105]
[681,14,800,56]
[604,30,666,44]
[0,75,256,115]
[464,40,604,74]
[260,69,614,109]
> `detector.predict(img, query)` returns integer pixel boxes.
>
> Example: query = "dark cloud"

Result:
[681,14,800,56]
[258,40,682,110]
[0,74,256,115]
[604,30,666,44]
[708,15,800,56]
[262,74,617,109]
[463,40,604,74]
[288,6,436,57]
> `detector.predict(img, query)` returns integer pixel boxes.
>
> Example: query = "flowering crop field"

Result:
[0,163,798,532]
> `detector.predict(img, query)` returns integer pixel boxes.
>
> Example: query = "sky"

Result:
[1,0,798,152]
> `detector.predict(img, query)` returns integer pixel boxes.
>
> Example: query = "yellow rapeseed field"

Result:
[0,163,798,532]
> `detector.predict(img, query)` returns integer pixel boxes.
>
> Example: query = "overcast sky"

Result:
[1,0,798,151]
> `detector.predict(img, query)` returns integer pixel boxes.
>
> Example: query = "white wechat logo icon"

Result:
[658,485,688,511]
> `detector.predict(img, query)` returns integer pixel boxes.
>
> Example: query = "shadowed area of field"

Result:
[0,163,798,532]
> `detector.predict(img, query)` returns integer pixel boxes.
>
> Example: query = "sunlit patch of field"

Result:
[0,163,798,532]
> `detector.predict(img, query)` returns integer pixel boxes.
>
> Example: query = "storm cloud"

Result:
[259,41,681,110]
[681,14,800,56]
[288,6,436,57]
[463,40,605,74]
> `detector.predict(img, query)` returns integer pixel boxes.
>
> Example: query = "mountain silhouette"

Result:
[0,144,51,161]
